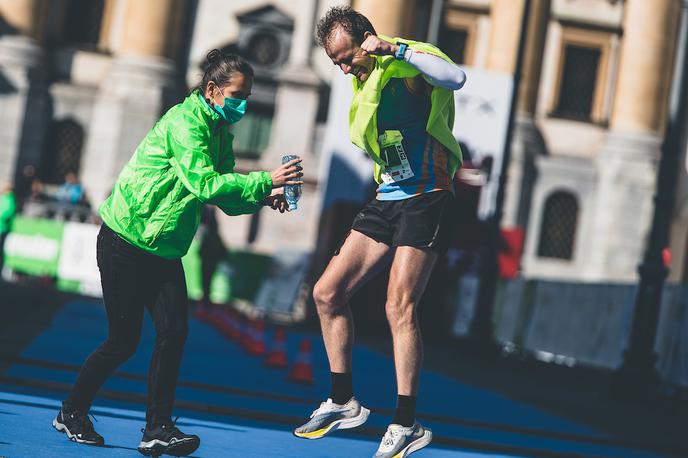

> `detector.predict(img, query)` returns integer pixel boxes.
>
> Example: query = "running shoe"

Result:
[52,408,104,446]
[294,397,370,439]
[137,420,200,457]
[373,422,432,458]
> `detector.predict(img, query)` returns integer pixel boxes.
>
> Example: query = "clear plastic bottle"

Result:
[282,154,301,211]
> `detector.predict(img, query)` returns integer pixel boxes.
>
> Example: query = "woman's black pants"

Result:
[64,224,189,427]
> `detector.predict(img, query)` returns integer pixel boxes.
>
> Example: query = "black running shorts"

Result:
[350,190,454,253]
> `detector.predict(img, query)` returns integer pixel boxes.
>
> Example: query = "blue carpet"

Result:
[0,300,668,458]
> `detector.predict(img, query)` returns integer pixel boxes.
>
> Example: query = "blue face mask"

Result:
[213,86,247,124]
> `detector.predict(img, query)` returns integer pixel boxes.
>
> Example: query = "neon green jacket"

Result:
[0,191,16,234]
[99,91,272,259]
[350,35,462,184]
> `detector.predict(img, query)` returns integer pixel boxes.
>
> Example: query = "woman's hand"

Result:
[270,158,303,188]
[262,191,289,213]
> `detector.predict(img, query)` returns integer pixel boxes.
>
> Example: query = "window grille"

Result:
[43,120,84,184]
[537,191,578,260]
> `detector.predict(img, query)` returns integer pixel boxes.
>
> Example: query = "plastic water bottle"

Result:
[282,154,301,211]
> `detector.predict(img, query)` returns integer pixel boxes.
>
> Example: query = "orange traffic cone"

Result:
[247,319,266,356]
[193,307,210,322]
[287,338,314,384]
[264,328,288,369]
[216,308,237,342]
[226,309,241,342]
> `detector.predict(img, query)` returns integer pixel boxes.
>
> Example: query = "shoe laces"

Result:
[142,416,182,436]
[162,416,183,435]
[380,427,403,450]
[310,400,337,419]
[70,411,96,433]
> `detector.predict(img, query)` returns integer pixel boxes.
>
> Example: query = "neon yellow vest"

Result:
[349,35,463,184]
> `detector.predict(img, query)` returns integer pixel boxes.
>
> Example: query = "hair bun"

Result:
[206,49,223,64]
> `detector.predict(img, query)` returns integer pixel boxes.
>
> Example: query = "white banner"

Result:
[58,222,101,296]
[318,70,375,211]
[453,67,514,219]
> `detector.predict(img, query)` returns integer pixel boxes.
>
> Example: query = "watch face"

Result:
[395,43,407,59]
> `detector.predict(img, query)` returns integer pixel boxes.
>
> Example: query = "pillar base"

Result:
[586,130,662,281]
[610,350,660,401]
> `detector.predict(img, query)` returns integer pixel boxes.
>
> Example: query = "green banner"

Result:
[182,240,272,303]
[4,217,64,277]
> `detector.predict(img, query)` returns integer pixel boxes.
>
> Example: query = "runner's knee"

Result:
[156,326,188,348]
[313,281,346,315]
[102,333,140,362]
[385,298,417,330]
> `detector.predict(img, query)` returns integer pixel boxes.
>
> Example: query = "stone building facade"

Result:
[428,0,685,284]
[0,0,686,284]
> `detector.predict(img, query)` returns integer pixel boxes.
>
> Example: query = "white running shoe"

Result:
[293,397,370,439]
[373,422,433,458]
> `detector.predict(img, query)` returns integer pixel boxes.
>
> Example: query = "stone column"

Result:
[81,0,183,204]
[589,0,679,280]
[485,0,526,74]
[485,0,550,229]
[0,0,49,186]
[509,0,550,231]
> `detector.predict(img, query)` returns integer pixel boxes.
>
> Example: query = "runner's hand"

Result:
[359,34,398,57]
[270,158,303,188]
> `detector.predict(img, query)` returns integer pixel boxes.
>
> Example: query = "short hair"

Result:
[316,6,377,48]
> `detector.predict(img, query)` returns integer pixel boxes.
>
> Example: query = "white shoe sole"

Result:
[52,418,102,445]
[138,437,200,457]
[294,406,371,439]
[398,428,433,458]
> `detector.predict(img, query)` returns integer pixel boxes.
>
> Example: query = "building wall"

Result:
[0,0,332,255]
[1,0,685,282]
[440,0,683,283]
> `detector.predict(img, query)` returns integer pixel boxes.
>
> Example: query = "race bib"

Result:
[379,130,414,184]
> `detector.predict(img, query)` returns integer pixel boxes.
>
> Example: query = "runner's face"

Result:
[205,72,253,105]
[325,28,374,82]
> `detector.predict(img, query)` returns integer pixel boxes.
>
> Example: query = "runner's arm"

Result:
[404,49,466,91]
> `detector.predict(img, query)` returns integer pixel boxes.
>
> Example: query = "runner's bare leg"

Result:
[313,230,393,373]
[385,246,438,395]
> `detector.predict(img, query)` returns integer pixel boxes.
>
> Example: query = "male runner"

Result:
[294,6,466,458]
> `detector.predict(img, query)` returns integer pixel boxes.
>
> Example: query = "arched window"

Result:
[537,191,578,260]
[43,119,85,184]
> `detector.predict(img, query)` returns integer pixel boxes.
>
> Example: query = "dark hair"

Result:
[316,6,376,48]
[196,49,253,93]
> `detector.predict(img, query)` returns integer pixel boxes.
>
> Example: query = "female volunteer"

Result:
[52,50,302,457]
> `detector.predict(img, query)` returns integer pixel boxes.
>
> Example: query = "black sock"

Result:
[392,395,416,427]
[329,372,353,405]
